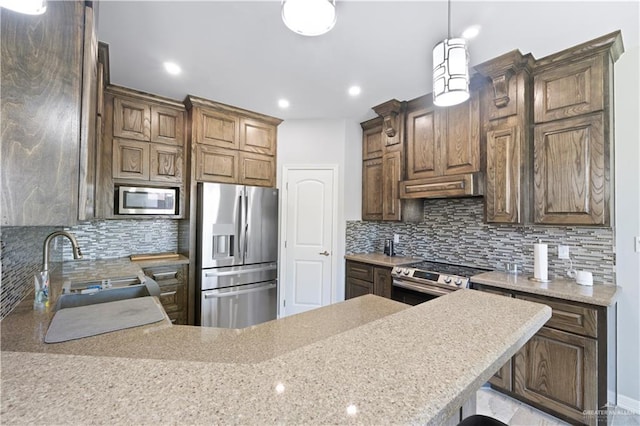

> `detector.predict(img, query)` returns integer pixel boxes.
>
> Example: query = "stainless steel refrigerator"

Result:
[196,182,278,328]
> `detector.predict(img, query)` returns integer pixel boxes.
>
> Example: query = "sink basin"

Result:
[55,277,161,310]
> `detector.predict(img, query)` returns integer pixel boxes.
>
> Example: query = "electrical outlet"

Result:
[393,234,400,244]
[558,245,570,259]
[144,233,153,243]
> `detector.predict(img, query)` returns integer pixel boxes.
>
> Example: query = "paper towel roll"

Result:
[534,242,548,281]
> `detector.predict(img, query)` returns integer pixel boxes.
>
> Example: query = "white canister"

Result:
[576,270,594,286]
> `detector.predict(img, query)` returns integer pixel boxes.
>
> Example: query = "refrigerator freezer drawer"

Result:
[201,281,277,328]
[201,263,277,290]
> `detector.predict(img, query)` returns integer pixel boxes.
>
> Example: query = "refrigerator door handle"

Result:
[244,190,249,258]
[203,264,277,277]
[236,193,243,261]
[203,282,277,299]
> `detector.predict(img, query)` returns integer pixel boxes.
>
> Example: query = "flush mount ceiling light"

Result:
[163,61,182,76]
[282,0,336,37]
[433,0,470,107]
[0,0,47,15]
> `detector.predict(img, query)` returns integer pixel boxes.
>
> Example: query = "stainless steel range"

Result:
[391,261,490,305]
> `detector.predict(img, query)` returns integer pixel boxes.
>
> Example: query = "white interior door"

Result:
[281,166,337,317]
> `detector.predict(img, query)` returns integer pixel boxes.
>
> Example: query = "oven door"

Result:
[391,278,453,305]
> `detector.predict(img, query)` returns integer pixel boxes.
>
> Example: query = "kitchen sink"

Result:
[55,277,161,310]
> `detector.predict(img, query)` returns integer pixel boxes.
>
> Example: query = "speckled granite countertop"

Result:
[345,252,423,267]
[1,290,551,425]
[471,271,619,306]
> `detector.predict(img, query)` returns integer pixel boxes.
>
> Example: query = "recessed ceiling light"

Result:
[348,86,362,96]
[278,99,290,108]
[462,25,481,40]
[163,61,181,76]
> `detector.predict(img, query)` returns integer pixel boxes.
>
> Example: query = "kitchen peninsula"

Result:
[1,286,550,424]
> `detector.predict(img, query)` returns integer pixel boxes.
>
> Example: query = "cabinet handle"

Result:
[161,290,177,297]
[153,271,178,280]
[170,318,177,324]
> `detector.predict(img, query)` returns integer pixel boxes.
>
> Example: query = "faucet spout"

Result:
[42,231,83,272]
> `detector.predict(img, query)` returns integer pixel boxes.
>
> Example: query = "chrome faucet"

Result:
[42,231,83,272]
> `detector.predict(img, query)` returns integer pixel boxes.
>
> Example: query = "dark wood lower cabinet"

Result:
[473,284,614,426]
[345,260,392,300]
[514,326,597,422]
[142,264,188,325]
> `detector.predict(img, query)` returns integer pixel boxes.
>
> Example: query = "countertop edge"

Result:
[345,253,423,267]
[471,271,619,307]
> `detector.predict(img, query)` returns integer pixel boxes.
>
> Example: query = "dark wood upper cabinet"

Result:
[475,50,534,225]
[185,95,281,188]
[1,1,95,226]
[362,156,383,221]
[531,31,622,226]
[401,90,483,200]
[406,105,439,180]
[96,86,187,218]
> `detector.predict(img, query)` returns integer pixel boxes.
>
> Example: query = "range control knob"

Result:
[402,268,411,276]
[443,276,452,284]
[455,278,463,286]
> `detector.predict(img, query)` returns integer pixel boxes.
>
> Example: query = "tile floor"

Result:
[476,387,640,425]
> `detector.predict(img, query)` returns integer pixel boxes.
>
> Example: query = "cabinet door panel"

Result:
[1,1,84,226]
[534,114,606,225]
[534,56,604,123]
[486,127,520,223]
[113,97,151,141]
[363,123,383,160]
[240,117,276,155]
[151,105,184,146]
[150,144,182,183]
[195,145,238,183]
[514,327,597,424]
[382,151,401,221]
[406,107,439,179]
[112,139,150,180]
[443,94,480,175]
[196,109,239,149]
[373,267,392,299]
[362,158,383,220]
[239,151,275,187]
[346,277,373,299]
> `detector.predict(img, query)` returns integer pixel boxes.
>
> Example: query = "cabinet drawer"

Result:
[516,295,597,338]
[158,282,182,313]
[148,269,178,282]
[346,261,374,281]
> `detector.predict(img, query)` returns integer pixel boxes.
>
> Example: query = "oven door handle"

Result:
[392,279,452,297]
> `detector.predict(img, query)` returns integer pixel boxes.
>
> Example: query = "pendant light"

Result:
[432,0,470,107]
[282,0,336,37]
[0,0,47,15]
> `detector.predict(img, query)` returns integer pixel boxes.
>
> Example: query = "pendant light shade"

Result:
[282,0,336,37]
[433,38,470,106]
[0,0,47,15]
[432,0,470,107]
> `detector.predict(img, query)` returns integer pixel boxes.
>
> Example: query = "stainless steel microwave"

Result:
[117,186,178,215]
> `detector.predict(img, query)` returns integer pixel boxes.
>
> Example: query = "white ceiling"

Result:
[97,1,639,122]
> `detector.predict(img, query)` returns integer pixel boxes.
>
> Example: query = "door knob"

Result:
[319,250,330,256]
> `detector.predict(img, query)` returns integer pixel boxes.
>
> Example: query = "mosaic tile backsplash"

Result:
[62,219,178,260]
[346,198,615,285]
[1,219,178,320]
